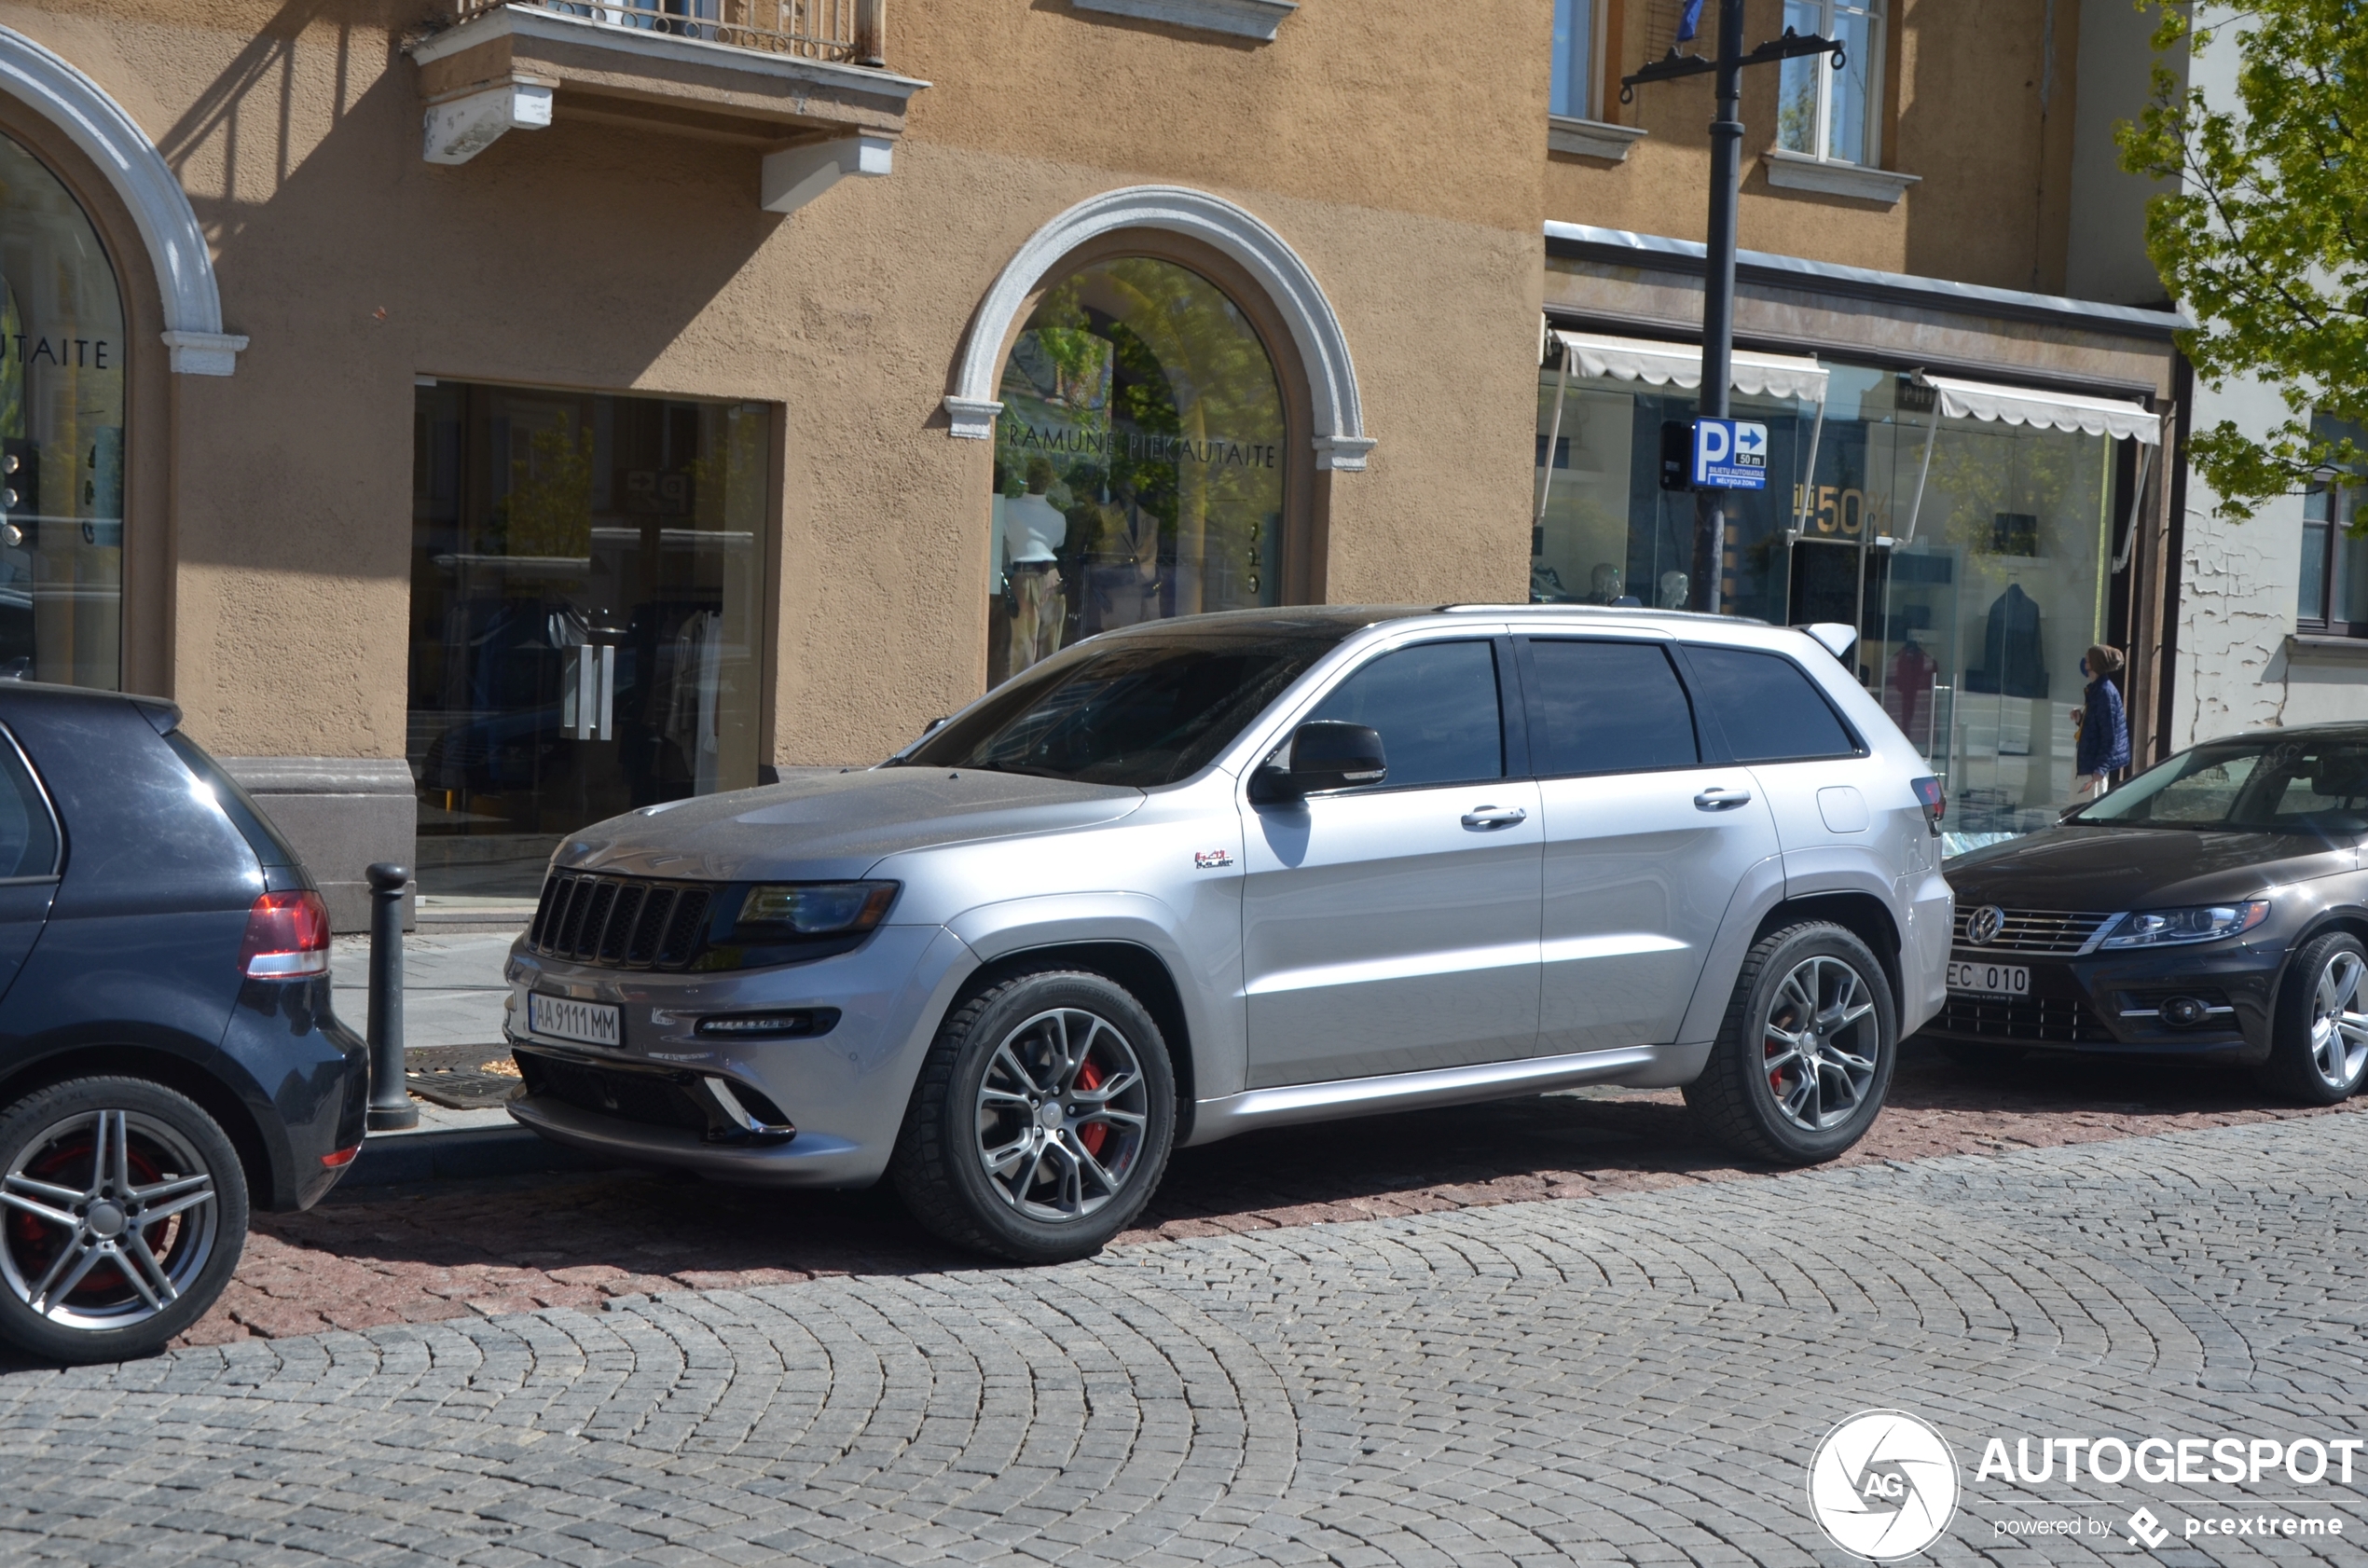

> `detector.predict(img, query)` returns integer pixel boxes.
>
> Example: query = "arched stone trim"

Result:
[945,186,1373,471]
[0,25,244,375]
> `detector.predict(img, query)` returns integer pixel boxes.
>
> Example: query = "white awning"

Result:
[1549,329,1829,403]
[1920,374,2161,444]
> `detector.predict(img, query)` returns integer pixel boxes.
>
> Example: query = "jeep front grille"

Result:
[527,872,712,969]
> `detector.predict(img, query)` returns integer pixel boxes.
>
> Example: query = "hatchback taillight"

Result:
[1910,776,1945,834]
[241,890,331,979]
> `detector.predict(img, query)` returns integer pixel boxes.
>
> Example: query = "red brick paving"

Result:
[179,1043,2359,1345]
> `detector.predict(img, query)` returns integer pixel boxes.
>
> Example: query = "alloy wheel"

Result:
[0,1109,221,1332]
[1759,956,1881,1133]
[2308,951,2368,1091]
[973,1008,1150,1223]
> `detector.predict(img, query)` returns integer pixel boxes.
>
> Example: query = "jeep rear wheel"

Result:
[1685,922,1896,1164]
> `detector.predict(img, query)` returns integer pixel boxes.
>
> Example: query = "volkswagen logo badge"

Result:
[1965,904,2006,946]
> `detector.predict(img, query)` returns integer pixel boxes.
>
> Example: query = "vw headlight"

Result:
[2099,901,2270,949]
[736,881,899,935]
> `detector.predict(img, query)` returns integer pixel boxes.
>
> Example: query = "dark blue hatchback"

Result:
[0,681,368,1361]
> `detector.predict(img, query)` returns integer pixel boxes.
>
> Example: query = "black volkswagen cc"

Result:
[1933,723,2368,1103]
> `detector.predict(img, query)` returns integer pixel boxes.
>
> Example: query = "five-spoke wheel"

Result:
[895,970,1175,1262]
[0,1078,248,1362]
[2264,933,2368,1105]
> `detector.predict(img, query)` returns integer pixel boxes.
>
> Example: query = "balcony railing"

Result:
[453,0,886,66]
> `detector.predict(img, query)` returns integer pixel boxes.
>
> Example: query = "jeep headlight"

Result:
[2098,901,2269,949]
[736,881,899,935]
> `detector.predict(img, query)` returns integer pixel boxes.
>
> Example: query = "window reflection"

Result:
[1535,352,2130,846]
[990,257,1287,686]
[0,133,125,689]
[409,382,768,898]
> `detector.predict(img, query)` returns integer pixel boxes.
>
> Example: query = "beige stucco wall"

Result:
[2,0,1544,767]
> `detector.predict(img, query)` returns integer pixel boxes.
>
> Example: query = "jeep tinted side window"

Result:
[1523,640,1700,777]
[0,728,59,878]
[1309,640,1503,788]
[1681,645,1861,763]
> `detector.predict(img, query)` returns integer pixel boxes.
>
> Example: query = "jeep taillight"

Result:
[1910,776,1945,834]
[241,890,331,979]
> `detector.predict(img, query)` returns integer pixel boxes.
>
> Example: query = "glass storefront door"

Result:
[0,132,126,688]
[408,381,768,899]
[988,255,1287,686]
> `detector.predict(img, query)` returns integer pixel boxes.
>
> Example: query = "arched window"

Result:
[0,131,125,688]
[988,256,1287,685]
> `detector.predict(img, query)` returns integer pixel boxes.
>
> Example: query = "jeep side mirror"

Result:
[1250,721,1388,802]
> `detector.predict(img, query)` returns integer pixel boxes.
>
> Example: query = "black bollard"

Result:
[365,862,418,1132]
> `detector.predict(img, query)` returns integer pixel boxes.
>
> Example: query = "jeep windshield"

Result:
[894,624,1354,787]
[2071,734,2368,834]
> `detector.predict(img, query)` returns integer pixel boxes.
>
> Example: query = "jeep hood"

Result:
[556,767,1146,883]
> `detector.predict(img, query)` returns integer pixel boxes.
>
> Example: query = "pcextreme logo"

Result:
[1806,1410,1962,1561]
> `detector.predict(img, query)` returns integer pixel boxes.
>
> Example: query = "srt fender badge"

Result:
[1194,849,1233,869]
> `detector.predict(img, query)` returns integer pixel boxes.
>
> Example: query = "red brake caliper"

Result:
[1073,1058,1108,1159]
[6,1135,164,1305]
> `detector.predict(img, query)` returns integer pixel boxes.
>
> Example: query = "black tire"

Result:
[2258,932,2368,1106]
[891,969,1177,1263]
[0,1077,249,1364]
[1684,922,1897,1164]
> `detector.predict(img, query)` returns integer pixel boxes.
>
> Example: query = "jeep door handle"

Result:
[1694,787,1754,811]
[1461,805,1528,830]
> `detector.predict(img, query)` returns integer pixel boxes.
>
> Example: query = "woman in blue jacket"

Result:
[2075,642,2130,795]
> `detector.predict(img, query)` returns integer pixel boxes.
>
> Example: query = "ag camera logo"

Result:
[1808,1410,1961,1560]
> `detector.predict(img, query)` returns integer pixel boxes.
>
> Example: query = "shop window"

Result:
[0,133,126,689]
[990,256,1287,687]
[1549,0,1602,120]
[1777,0,1884,166]
[408,381,769,898]
[1535,355,2134,846]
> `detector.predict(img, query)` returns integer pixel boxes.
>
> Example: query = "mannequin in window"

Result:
[1890,634,1935,740]
[1590,562,1640,608]
[1004,456,1067,673]
[1081,476,1161,632]
[1965,580,2047,697]
[1658,571,1689,610]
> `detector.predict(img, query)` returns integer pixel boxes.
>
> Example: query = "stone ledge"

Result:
[1547,115,1646,162]
[1070,0,1295,41]
[2287,631,2368,664]
[1762,147,1921,206]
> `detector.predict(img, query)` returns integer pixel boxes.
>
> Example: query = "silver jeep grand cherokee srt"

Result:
[504,605,1951,1260]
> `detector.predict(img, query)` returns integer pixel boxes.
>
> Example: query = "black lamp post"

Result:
[1622,1,1843,615]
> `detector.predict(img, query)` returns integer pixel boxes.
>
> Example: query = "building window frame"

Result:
[2300,479,2368,638]
[1776,0,1886,168]
[1549,0,1605,121]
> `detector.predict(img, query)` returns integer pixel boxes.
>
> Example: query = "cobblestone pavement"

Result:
[8,1093,2368,1562]
[195,1045,2352,1341]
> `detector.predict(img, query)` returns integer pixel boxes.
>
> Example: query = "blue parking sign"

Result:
[1690,418,1769,490]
